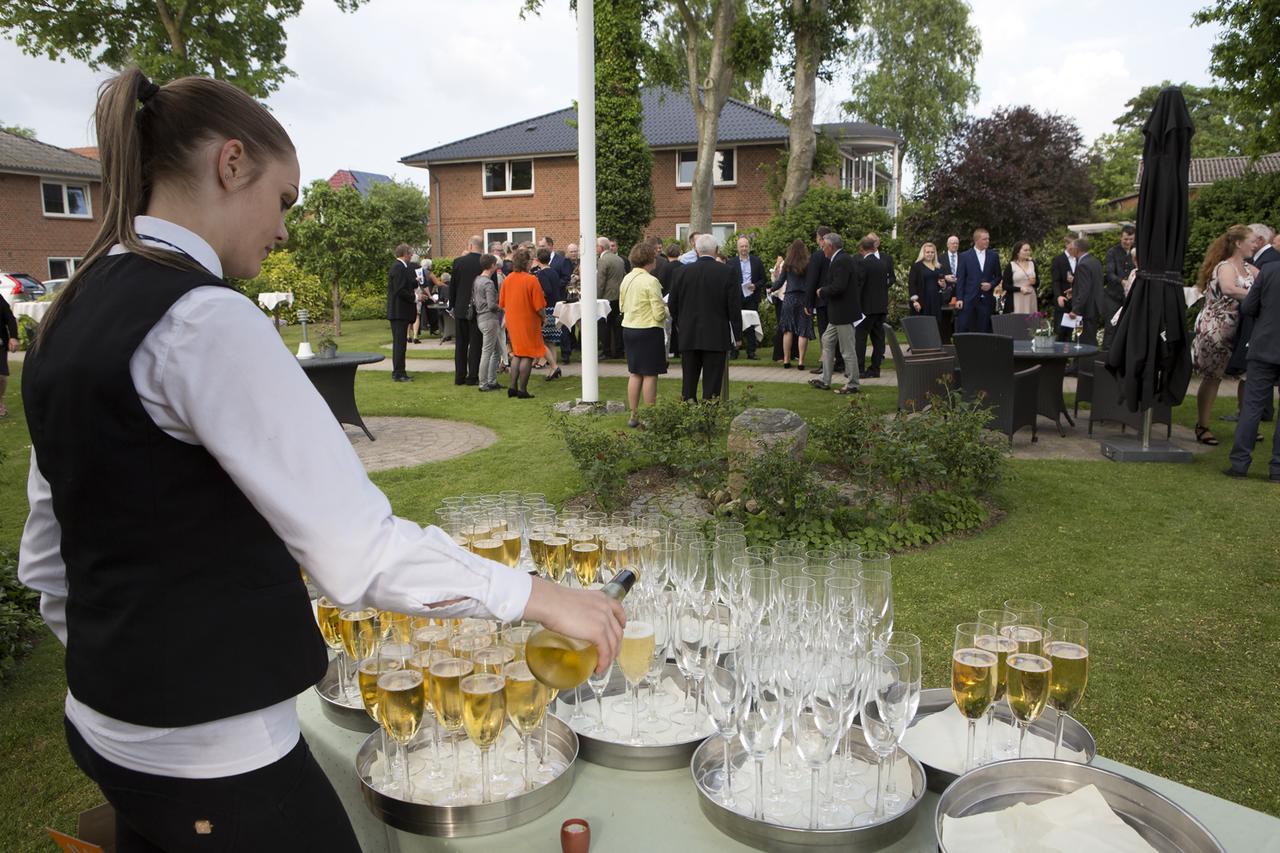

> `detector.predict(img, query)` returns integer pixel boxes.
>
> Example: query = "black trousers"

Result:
[1054,307,1071,342]
[1229,360,1280,476]
[454,316,482,383]
[389,318,409,378]
[65,718,360,853]
[467,317,482,380]
[681,349,727,400]
[605,300,624,357]
[855,314,887,372]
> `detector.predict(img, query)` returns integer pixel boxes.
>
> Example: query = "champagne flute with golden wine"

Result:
[503,660,552,792]
[1005,652,1052,757]
[1045,616,1089,759]
[429,656,474,804]
[461,673,506,804]
[377,668,425,797]
[976,608,1018,762]
[316,596,348,699]
[952,622,998,772]
[339,607,378,701]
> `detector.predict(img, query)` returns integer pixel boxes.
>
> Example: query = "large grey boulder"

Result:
[727,408,807,496]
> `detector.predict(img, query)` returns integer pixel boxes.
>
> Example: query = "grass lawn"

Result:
[1,353,1277,848]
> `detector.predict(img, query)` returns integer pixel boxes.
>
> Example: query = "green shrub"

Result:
[340,291,387,322]
[550,412,634,510]
[1186,171,1280,281]
[0,553,42,684]
[233,250,330,324]
[431,257,453,279]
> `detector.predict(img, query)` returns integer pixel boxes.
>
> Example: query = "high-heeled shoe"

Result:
[507,387,518,398]
[545,368,562,381]
[1194,424,1219,446]
[517,390,535,399]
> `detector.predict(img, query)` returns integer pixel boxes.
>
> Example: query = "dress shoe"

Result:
[393,375,411,383]
[479,383,499,392]
[809,367,823,375]
[508,387,518,398]
[465,378,479,386]
[518,390,535,399]
[859,370,871,379]
[866,369,881,378]
[627,417,640,428]
[1223,468,1248,479]
[809,378,830,390]
[746,354,759,360]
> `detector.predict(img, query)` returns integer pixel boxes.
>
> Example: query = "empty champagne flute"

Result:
[705,663,745,807]
[860,649,909,822]
[461,672,506,804]
[674,601,708,728]
[1006,651,1052,757]
[1045,616,1089,759]
[952,622,998,773]
[882,632,921,809]
[642,592,675,732]
[858,569,893,647]
[792,659,844,830]
[738,658,785,821]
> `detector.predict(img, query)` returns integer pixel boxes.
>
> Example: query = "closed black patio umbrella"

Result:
[1105,86,1195,413]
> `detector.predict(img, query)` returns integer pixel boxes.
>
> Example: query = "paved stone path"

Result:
[344,417,496,472]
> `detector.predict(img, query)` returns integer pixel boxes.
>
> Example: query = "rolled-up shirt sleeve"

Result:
[133,287,531,620]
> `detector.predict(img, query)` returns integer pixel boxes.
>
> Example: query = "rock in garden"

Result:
[727,408,807,496]
[552,399,628,415]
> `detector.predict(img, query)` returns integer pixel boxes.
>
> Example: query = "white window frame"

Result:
[47,257,83,279]
[483,228,537,249]
[40,177,93,219]
[481,159,535,197]
[675,148,737,188]
[675,223,738,249]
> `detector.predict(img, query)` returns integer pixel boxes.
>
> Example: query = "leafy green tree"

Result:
[1186,171,1280,280]
[288,181,389,334]
[1194,0,1280,155]
[366,180,431,252]
[0,1,368,98]
[749,183,892,262]
[846,0,979,184]
[1,122,35,139]
[595,0,654,252]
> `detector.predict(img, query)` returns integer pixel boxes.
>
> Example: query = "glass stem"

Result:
[984,703,994,762]
[874,754,886,819]
[336,652,349,700]
[480,747,491,804]
[432,720,442,770]
[772,748,783,796]
[809,766,820,830]
[400,740,412,799]
[451,730,461,787]
[886,743,899,797]
[523,733,532,792]
[1018,721,1029,758]
[965,718,977,773]
[540,708,550,766]
[597,689,606,729]
[1054,710,1067,759]
[630,683,641,741]
[754,757,765,821]
[381,728,392,788]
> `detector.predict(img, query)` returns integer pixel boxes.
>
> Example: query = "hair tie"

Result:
[138,79,160,105]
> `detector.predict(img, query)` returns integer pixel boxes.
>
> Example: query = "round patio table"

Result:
[298,351,384,440]
[1013,340,1098,436]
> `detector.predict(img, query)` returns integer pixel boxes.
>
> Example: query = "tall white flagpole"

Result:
[577,0,599,403]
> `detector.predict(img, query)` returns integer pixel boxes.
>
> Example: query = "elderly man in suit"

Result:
[597,236,627,359]
[955,228,1001,334]
[386,243,417,383]
[1051,236,1077,343]
[1102,225,1136,349]
[732,236,766,360]
[1225,223,1280,423]
[856,232,893,377]
[937,234,961,343]
[806,226,834,373]
[1068,237,1103,346]
[668,233,743,400]
[1225,264,1280,480]
[809,233,864,394]
[450,235,486,385]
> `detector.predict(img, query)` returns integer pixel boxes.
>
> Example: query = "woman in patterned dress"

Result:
[1193,225,1254,445]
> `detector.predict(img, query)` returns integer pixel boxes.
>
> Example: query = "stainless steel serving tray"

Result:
[557,661,712,771]
[911,687,1095,793]
[356,713,578,837]
[936,758,1225,852]
[693,730,927,851]
[314,655,378,733]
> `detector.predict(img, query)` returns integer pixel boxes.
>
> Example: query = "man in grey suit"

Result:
[1226,264,1280,480]
[597,236,627,358]
[1068,237,1104,347]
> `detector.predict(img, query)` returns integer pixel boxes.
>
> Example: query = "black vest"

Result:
[23,253,327,727]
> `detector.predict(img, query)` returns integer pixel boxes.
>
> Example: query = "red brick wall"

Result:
[424,143,787,256]
[0,173,103,280]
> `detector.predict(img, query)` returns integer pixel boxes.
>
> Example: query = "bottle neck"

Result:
[603,569,637,601]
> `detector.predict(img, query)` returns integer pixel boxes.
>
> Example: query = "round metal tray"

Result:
[692,730,926,851]
[557,661,712,771]
[356,713,578,837]
[314,655,378,733]
[910,687,1095,793]
[936,758,1225,852]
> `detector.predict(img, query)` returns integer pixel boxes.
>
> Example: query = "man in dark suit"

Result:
[1226,223,1280,422]
[539,236,575,287]
[668,234,743,400]
[806,226,834,373]
[650,235,670,289]
[386,244,417,382]
[656,242,681,295]
[1068,237,1103,346]
[1102,225,1136,349]
[809,233,863,393]
[1225,263,1280,480]
[856,232,893,377]
[731,236,767,359]
[450,235,485,385]
[955,228,1002,334]
[1050,236,1077,343]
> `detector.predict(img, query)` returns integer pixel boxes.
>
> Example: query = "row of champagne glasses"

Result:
[951,600,1091,772]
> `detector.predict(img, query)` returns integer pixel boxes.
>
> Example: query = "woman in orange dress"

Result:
[498,249,547,398]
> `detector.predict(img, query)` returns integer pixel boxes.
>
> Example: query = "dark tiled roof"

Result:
[1134,152,1280,186]
[347,170,392,194]
[402,87,792,165]
[0,129,102,180]
[818,121,902,144]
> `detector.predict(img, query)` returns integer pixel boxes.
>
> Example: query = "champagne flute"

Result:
[642,591,674,733]
[316,596,348,701]
[1002,598,1045,654]
[743,565,779,626]
[976,609,1018,762]
[952,622,998,773]
[738,657,785,821]
[705,663,745,807]
[357,651,404,790]
[409,648,449,785]
[792,659,843,830]
[571,541,601,588]
[377,667,425,798]
[503,661,550,792]
[543,535,571,584]
[620,613,656,746]
[858,569,893,648]
[339,607,378,701]
[461,673,506,804]
[429,656,474,804]
[584,660,618,738]
[1045,616,1089,758]
[861,649,909,822]
[883,632,921,809]
[673,600,706,727]
[1006,652,1052,757]
[501,625,532,661]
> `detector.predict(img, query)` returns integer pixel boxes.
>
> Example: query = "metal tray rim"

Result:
[314,655,378,734]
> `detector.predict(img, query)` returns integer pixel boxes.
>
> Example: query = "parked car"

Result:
[1,272,46,306]
[42,277,70,296]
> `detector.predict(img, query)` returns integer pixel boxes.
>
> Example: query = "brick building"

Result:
[401,88,899,256]
[0,130,104,281]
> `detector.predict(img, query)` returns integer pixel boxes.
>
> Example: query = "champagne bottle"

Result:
[525,569,637,691]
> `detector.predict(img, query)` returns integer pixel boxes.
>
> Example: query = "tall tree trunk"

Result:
[154,0,187,58]
[331,277,343,336]
[675,0,737,236]
[780,0,826,213]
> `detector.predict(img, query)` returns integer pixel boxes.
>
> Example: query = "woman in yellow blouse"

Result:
[619,241,670,428]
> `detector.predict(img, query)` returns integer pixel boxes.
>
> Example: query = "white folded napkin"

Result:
[942,784,1157,853]
[902,703,1085,775]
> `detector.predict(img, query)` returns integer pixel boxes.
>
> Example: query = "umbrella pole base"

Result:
[1100,437,1194,463]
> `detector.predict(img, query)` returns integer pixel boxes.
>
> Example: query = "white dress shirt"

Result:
[1066,250,1077,273]
[19,215,532,778]
[974,248,987,270]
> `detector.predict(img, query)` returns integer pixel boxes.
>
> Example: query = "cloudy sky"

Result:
[0,0,1220,190]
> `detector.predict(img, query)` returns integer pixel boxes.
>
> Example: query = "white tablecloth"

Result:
[12,301,51,323]
[257,291,294,311]
[742,309,762,342]
[553,299,612,329]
